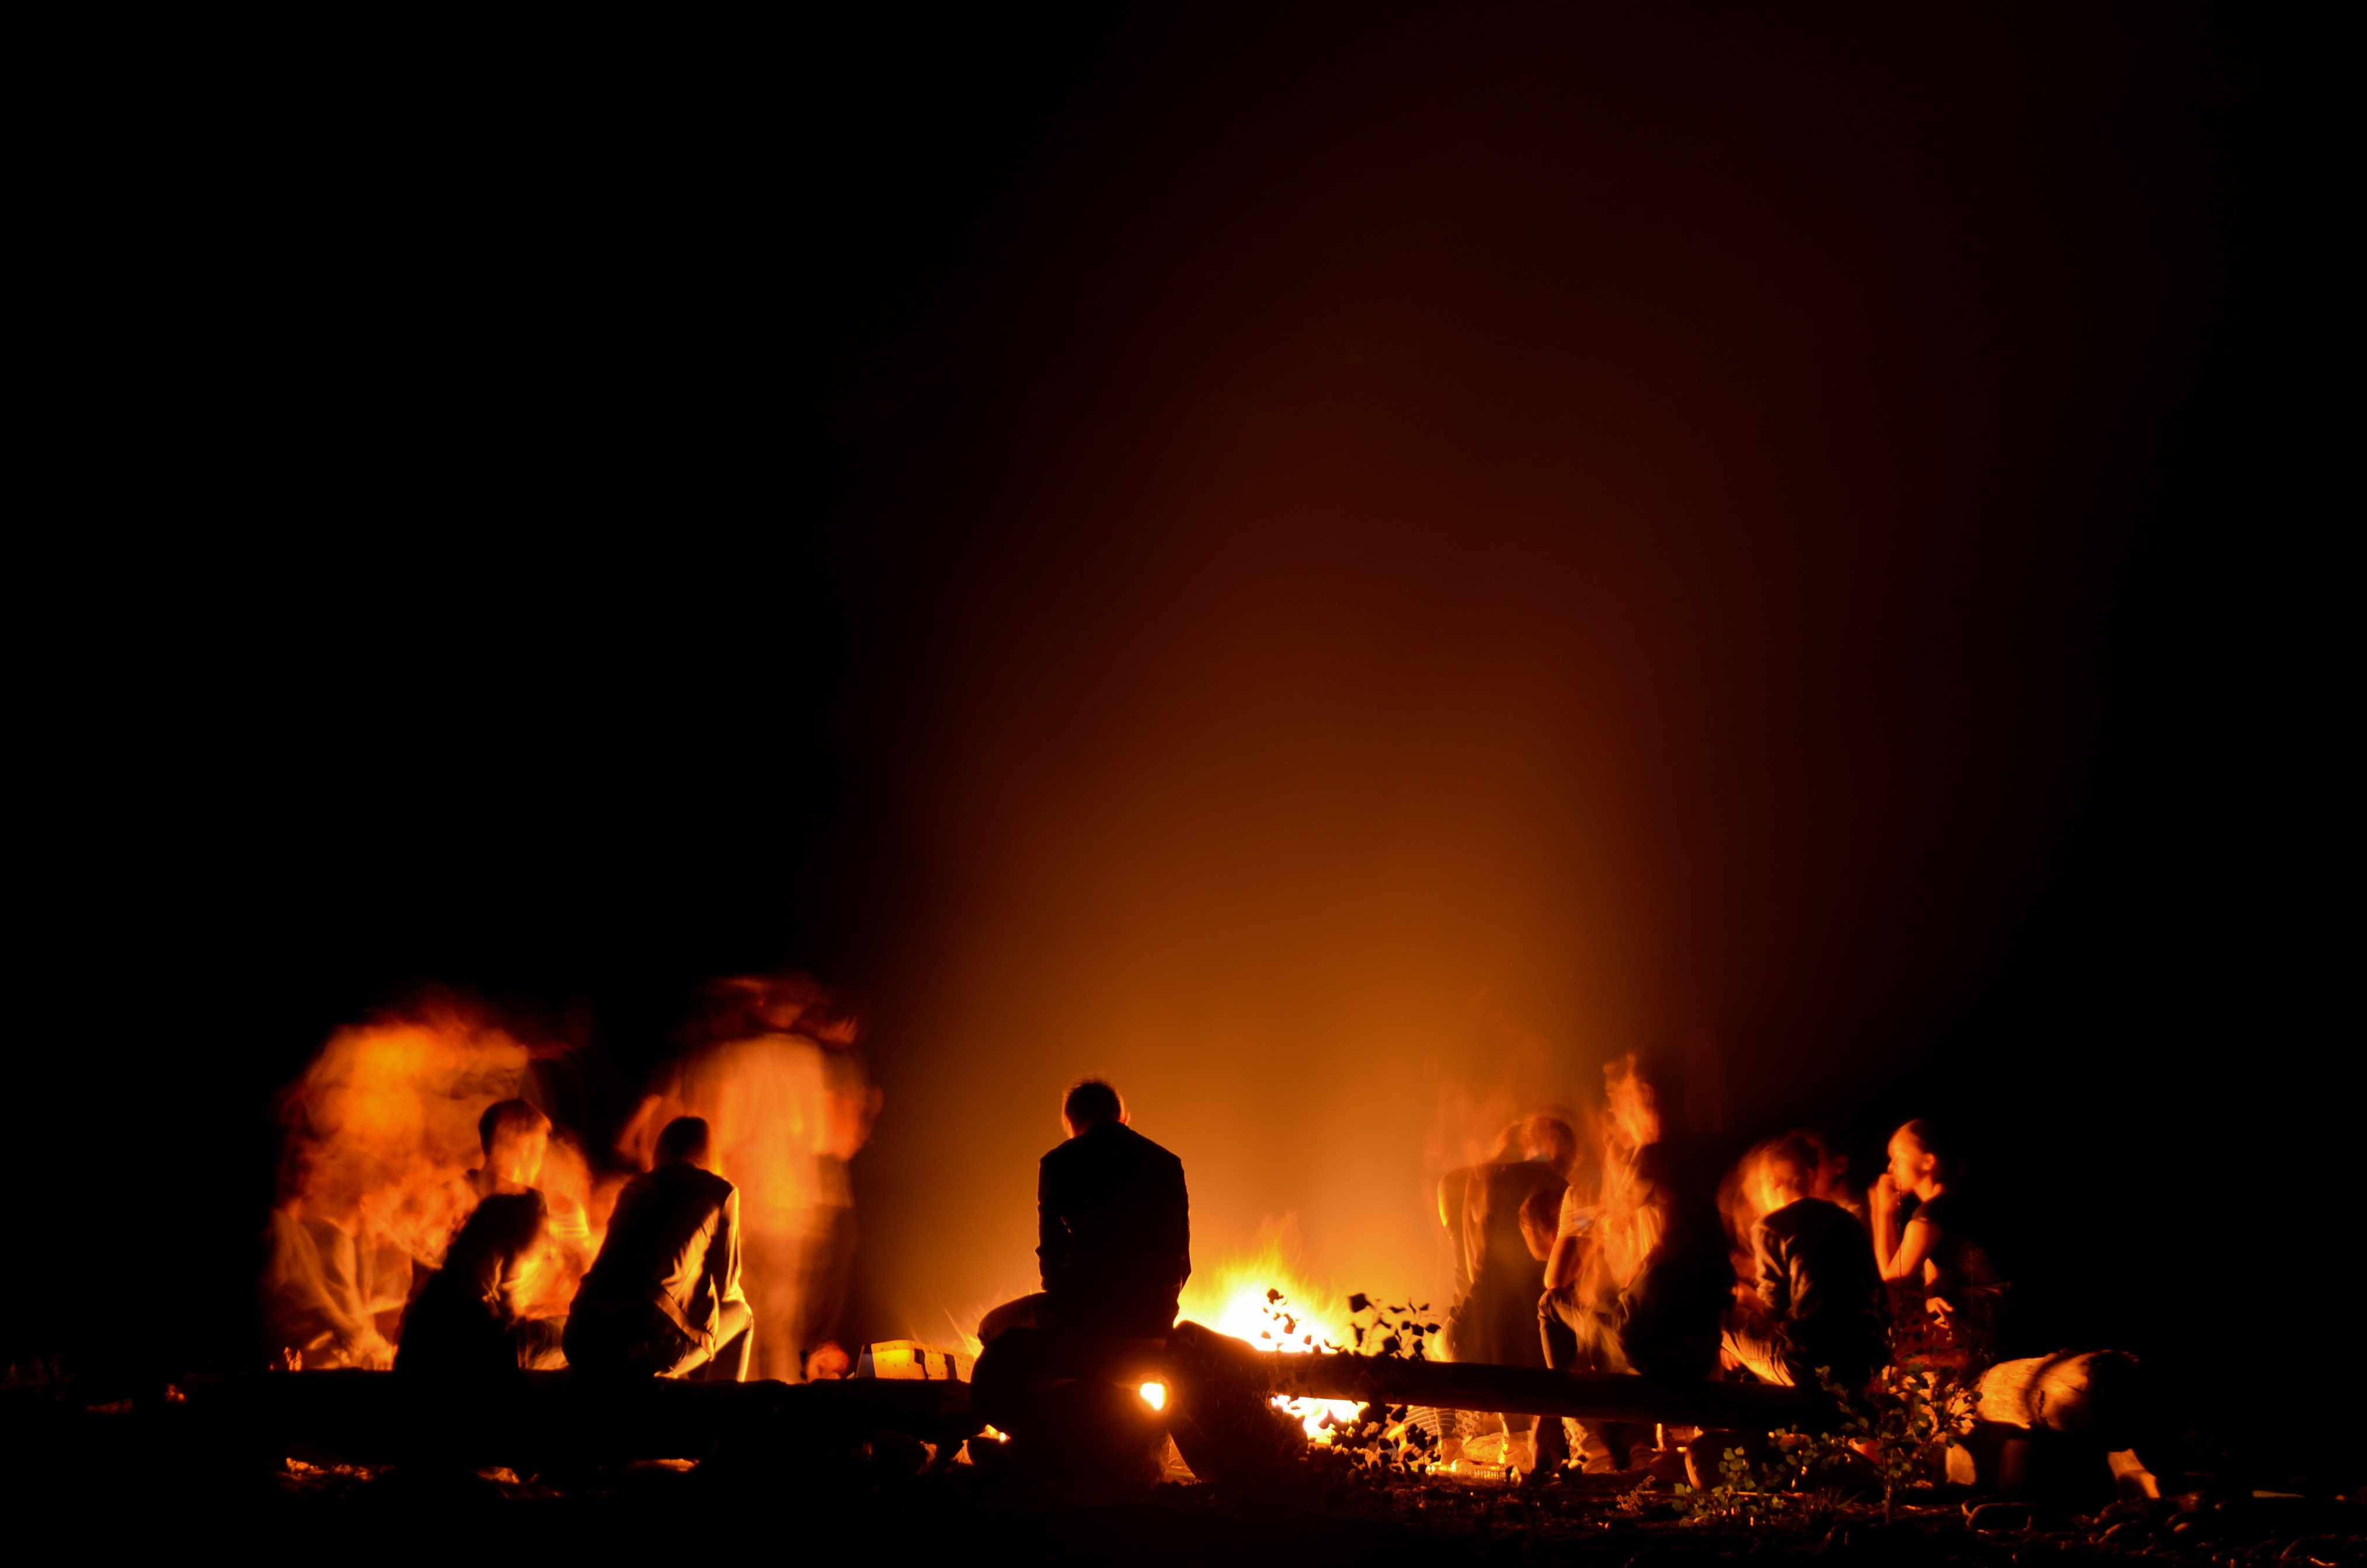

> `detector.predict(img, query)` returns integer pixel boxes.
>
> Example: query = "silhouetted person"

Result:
[1719,1132,1884,1389]
[979,1079,1190,1341]
[1537,1054,1731,1472]
[565,1117,754,1379]
[617,973,879,1381]
[395,1188,565,1377]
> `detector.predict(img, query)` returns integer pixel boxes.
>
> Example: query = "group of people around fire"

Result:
[266,992,2001,1481]
[1433,1051,2003,1472]
[262,974,877,1386]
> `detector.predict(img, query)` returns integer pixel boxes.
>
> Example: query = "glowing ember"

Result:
[1138,1381,1165,1410]
[1177,1246,1365,1440]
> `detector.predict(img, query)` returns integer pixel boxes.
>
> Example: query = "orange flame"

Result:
[1176,1238,1364,1440]
[262,999,608,1367]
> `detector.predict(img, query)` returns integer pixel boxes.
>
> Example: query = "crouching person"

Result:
[1721,1132,1884,1392]
[564,1117,754,1381]
[396,1189,566,1378]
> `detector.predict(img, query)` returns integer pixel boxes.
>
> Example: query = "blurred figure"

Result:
[618,973,879,1381]
[1518,1184,1564,1268]
[1718,1132,1884,1389]
[1438,1116,1571,1468]
[978,1079,1191,1342]
[1437,1115,1579,1352]
[395,1186,566,1377]
[1872,1118,2004,1364]
[259,1180,397,1370]
[262,1001,546,1367]
[1537,1054,1731,1472]
[467,1099,548,1200]
[565,1117,753,1380]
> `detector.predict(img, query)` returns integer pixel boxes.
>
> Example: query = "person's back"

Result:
[566,1117,752,1379]
[1039,1117,1191,1337]
[578,1163,739,1332]
[1457,1159,1565,1365]
[1753,1194,1884,1382]
[1618,1133,1732,1373]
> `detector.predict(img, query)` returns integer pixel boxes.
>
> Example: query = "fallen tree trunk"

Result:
[1262,1350,1826,1430]
[986,1325,1830,1432]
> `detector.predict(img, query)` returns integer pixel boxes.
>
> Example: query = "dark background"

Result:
[15,6,2346,1469]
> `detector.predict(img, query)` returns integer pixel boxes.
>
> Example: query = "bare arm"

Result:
[1878,1217,1937,1284]
[1753,1223,1788,1318]
[1543,1231,1583,1291]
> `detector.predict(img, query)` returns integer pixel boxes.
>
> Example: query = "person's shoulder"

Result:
[1908,1191,1956,1228]
[1120,1123,1184,1168]
[1782,1196,1865,1241]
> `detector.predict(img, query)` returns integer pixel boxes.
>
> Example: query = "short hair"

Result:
[478,1099,549,1156]
[1527,1116,1579,1171]
[1519,1184,1564,1251]
[1063,1078,1123,1128]
[1761,1132,1820,1193]
[656,1116,712,1166]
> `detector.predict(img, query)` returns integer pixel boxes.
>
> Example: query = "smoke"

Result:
[849,11,2168,1342]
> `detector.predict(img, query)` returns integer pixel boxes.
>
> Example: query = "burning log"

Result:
[981,1321,1831,1469]
[985,1323,1823,1431]
[1258,1346,1825,1430]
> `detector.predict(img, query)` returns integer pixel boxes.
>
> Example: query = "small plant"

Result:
[1670,1444,1834,1525]
[1811,1359,1980,1521]
[1666,1337,1982,1527]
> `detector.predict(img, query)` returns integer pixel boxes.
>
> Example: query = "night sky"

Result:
[18,7,2345,1457]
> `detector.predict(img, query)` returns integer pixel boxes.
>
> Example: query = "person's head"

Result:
[1525,1116,1580,1176]
[1061,1079,1126,1138]
[655,1116,713,1170]
[1886,1119,1951,1197]
[478,1099,552,1188]
[1519,1184,1564,1262]
[1756,1132,1819,1210]
[1602,1053,1666,1151]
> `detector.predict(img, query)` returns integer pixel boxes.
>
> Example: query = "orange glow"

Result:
[618,976,878,1381]
[1138,1381,1165,1410]
[263,1001,607,1368]
[1584,1053,1665,1298]
[1177,1243,1366,1440]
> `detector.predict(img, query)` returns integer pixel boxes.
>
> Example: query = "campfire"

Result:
[243,996,2174,1516]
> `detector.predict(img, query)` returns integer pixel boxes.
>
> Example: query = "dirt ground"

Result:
[6,1379,2361,1564]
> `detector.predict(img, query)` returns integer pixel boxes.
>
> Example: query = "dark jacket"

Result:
[1038,1121,1191,1337]
[574,1163,744,1348]
[396,1190,547,1378]
[1753,1196,1884,1380]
